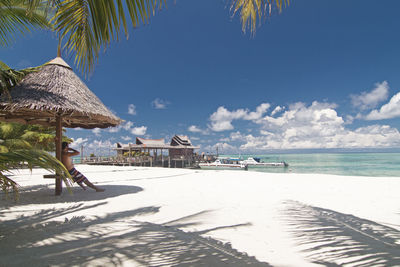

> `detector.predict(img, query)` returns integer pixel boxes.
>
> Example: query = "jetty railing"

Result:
[79,155,206,168]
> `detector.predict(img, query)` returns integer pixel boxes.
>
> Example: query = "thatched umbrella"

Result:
[0,57,122,195]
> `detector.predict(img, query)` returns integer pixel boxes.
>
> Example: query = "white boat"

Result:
[199,157,248,170]
[240,157,289,167]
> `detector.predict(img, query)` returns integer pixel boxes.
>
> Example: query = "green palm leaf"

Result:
[53,0,166,75]
[0,0,50,46]
[2,139,32,150]
[0,149,72,200]
[2,1,288,75]
[0,60,41,97]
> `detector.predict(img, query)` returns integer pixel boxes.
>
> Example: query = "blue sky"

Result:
[3,0,400,154]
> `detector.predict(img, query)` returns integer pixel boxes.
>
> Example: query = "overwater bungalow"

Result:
[169,135,196,158]
[113,135,199,168]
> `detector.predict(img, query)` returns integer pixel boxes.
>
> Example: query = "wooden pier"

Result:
[78,136,214,169]
[80,155,200,169]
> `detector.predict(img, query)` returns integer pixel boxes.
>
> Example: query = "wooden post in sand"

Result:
[129,144,132,166]
[80,145,84,163]
[55,115,63,195]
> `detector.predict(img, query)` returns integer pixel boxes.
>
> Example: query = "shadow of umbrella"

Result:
[0,57,122,195]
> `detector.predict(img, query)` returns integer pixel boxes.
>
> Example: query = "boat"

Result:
[198,157,248,170]
[240,157,289,167]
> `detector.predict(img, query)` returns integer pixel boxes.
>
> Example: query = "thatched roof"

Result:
[0,57,122,129]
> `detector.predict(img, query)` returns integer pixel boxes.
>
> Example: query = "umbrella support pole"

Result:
[55,116,63,195]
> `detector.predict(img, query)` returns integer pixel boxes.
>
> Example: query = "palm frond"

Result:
[0,171,19,200]
[0,149,73,200]
[0,122,71,152]
[283,201,400,266]
[53,0,166,75]
[21,130,55,150]
[0,0,51,46]
[3,139,32,150]
[0,144,8,153]
[0,60,41,97]
[0,121,15,137]
[230,0,290,34]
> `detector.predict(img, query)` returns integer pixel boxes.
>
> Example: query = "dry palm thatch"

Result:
[0,57,122,128]
[0,57,121,195]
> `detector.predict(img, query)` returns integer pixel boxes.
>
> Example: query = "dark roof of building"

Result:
[171,135,192,146]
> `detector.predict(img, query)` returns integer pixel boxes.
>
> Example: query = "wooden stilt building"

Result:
[114,135,199,168]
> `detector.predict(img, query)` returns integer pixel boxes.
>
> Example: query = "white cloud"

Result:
[152,98,169,109]
[365,92,400,120]
[202,142,237,153]
[92,128,101,136]
[260,130,273,136]
[209,103,270,132]
[188,125,210,135]
[71,137,88,148]
[219,137,230,142]
[238,124,400,151]
[231,101,400,151]
[108,126,121,133]
[344,115,354,125]
[131,126,147,135]
[271,106,284,116]
[201,100,400,152]
[121,136,132,141]
[128,104,137,115]
[340,125,400,147]
[86,140,115,154]
[86,140,114,149]
[230,131,243,141]
[245,103,270,120]
[122,121,134,130]
[188,125,203,133]
[108,121,134,133]
[351,81,389,110]
[88,140,112,148]
[210,119,235,132]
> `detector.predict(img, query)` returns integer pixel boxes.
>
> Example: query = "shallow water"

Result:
[223,153,400,177]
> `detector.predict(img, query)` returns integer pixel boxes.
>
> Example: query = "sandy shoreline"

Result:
[1,165,400,266]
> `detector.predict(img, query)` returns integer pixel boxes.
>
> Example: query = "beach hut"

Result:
[117,136,198,159]
[115,136,199,167]
[116,137,169,162]
[0,57,122,195]
[169,135,197,159]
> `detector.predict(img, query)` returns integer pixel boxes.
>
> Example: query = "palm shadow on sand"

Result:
[1,184,143,206]
[0,205,271,266]
[283,200,400,266]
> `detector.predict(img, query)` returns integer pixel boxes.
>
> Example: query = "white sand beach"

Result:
[1,165,400,266]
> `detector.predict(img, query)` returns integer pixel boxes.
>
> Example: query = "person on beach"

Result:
[62,142,105,192]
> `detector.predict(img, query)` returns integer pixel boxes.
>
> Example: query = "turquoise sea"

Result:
[223,153,400,177]
[75,153,400,177]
